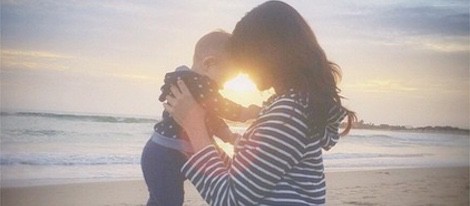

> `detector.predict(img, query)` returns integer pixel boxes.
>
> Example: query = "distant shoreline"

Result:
[344,120,470,135]
[2,110,468,135]
[350,127,470,135]
[229,119,470,135]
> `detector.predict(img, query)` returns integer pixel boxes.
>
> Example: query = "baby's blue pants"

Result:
[141,139,188,206]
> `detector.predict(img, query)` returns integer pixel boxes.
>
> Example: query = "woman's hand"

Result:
[164,80,212,151]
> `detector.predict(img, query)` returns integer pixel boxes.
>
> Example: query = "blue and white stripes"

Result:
[181,93,346,205]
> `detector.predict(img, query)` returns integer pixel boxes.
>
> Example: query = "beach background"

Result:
[1,0,469,205]
[1,111,469,205]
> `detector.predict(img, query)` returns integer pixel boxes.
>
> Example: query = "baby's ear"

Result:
[202,56,217,71]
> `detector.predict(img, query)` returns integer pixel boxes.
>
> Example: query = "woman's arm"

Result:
[165,81,309,205]
[182,106,309,205]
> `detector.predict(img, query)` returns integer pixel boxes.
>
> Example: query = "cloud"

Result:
[345,79,418,93]
[368,34,469,53]
[1,48,159,85]
[345,76,469,95]
[328,0,469,53]
[336,0,469,37]
[409,36,469,53]
[1,50,73,59]
[1,0,159,46]
[0,0,248,63]
[1,49,75,71]
[375,5,469,37]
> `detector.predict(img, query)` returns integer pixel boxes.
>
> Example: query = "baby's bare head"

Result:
[192,31,236,84]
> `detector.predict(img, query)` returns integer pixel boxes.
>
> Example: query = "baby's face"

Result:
[205,53,237,85]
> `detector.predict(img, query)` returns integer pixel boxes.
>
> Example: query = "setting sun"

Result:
[220,74,271,107]
[223,74,257,92]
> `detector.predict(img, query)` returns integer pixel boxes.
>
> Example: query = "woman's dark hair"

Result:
[230,1,356,135]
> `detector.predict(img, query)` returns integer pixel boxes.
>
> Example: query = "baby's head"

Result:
[192,31,236,85]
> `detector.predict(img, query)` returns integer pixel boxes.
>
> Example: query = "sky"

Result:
[1,0,469,128]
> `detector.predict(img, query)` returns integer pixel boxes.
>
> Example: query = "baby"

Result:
[141,31,261,206]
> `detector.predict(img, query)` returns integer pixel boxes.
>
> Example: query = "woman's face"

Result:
[243,64,272,91]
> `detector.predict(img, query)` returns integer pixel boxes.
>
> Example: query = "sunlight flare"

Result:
[219,74,270,107]
[223,74,257,92]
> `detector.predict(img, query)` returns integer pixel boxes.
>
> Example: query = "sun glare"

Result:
[220,73,270,107]
[223,74,257,92]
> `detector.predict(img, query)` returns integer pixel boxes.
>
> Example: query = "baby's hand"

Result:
[240,104,262,122]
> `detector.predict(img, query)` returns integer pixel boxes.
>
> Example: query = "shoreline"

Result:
[3,111,468,135]
[355,128,470,135]
[2,167,468,206]
[3,165,466,188]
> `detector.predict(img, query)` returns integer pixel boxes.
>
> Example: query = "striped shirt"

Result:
[181,90,347,205]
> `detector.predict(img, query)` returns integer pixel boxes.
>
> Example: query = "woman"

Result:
[164,1,356,205]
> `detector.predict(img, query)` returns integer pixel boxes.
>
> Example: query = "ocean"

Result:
[1,111,469,187]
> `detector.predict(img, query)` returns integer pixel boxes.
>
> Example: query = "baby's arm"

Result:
[238,104,262,122]
[209,116,236,144]
[203,92,262,122]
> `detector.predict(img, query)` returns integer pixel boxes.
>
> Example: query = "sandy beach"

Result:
[1,167,468,206]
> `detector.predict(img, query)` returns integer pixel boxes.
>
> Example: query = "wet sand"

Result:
[2,167,468,206]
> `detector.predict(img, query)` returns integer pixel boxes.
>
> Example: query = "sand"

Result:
[1,167,468,206]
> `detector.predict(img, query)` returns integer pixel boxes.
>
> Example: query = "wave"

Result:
[1,112,157,124]
[1,151,433,166]
[345,132,468,148]
[4,129,68,137]
[347,134,394,139]
[1,153,140,166]
[324,152,432,160]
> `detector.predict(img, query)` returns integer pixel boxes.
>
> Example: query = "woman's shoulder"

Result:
[248,90,311,145]
[254,90,310,134]
[261,89,309,116]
